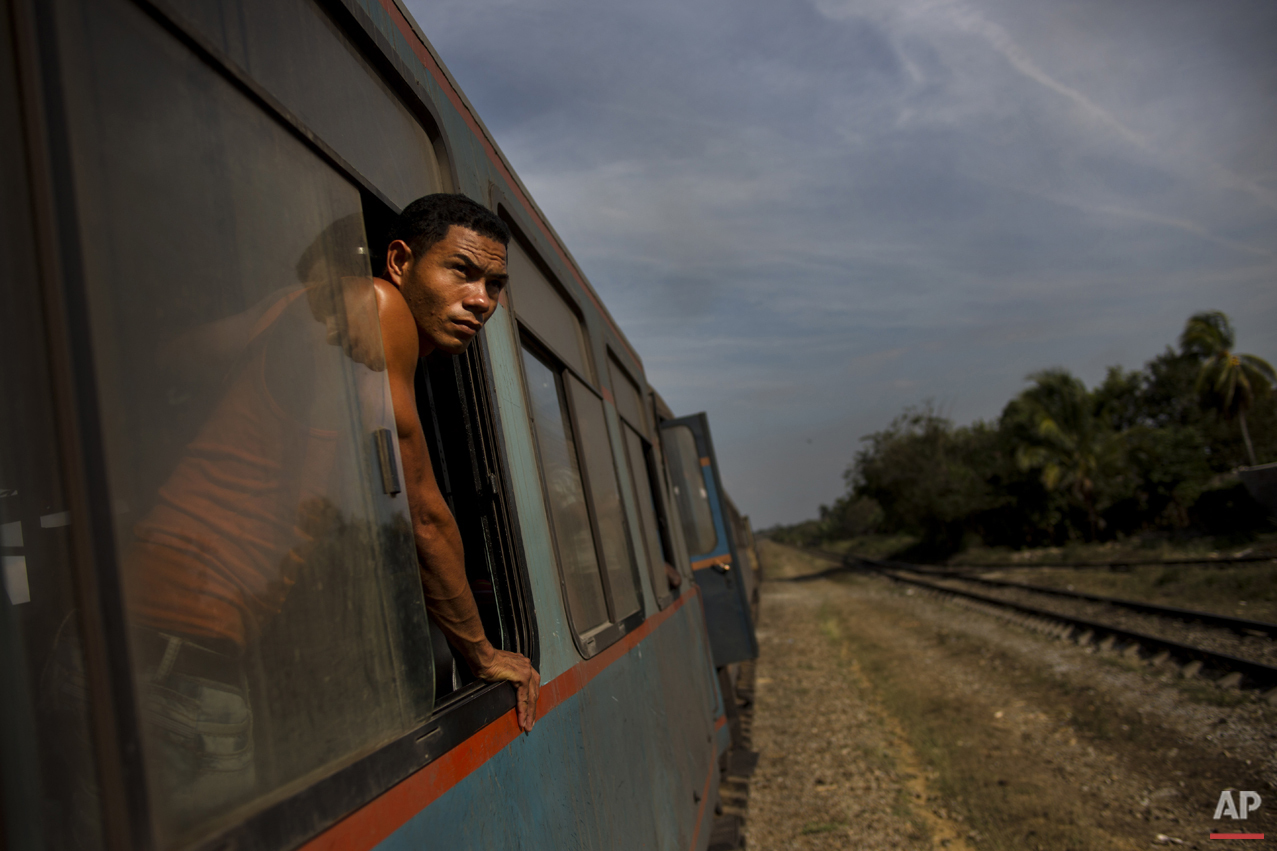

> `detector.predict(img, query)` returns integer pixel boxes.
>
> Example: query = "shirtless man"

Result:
[376,194,540,732]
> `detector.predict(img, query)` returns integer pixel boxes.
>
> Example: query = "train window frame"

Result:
[621,420,679,610]
[606,350,649,437]
[517,335,645,659]
[358,188,539,709]
[661,423,720,557]
[499,211,596,387]
[606,350,680,610]
[141,0,460,211]
[18,0,538,849]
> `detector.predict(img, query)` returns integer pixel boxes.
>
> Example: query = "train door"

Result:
[659,413,758,667]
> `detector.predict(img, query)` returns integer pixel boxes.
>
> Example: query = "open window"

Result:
[360,193,535,708]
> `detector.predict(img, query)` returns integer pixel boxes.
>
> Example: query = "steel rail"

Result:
[905,569,1277,639]
[844,556,1277,692]
[804,547,1277,637]
[940,554,1276,570]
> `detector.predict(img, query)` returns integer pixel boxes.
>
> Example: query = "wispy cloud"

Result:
[415,0,1277,524]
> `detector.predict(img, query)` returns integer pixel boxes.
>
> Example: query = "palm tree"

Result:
[1008,369,1123,540]
[1180,311,1276,467]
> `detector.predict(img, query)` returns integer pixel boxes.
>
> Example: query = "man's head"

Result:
[385,194,511,356]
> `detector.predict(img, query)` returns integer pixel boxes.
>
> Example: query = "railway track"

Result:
[938,553,1277,570]
[903,565,1277,639]
[801,549,1277,695]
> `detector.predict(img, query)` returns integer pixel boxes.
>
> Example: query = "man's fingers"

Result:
[528,669,540,730]
[516,682,531,732]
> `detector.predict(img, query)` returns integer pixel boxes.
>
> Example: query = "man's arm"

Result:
[374,279,540,732]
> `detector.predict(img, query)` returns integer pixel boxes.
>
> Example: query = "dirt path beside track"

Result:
[745,543,1276,851]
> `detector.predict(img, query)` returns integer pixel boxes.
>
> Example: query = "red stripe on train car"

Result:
[374,0,642,369]
[300,589,699,851]
[691,554,732,571]
[689,753,716,851]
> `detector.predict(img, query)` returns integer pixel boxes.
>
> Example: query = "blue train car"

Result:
[0,0,757,849]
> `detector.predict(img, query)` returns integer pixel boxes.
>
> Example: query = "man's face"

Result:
[393,225,508,356]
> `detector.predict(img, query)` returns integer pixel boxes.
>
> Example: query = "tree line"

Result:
[769,311,1276,558]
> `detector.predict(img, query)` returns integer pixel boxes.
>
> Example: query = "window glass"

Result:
[622,425,671,603]
[0,6,103,844]
[54,0,432,845]
[607,353,647,434]
[566,378,640,621]
[662,426,718,556]
[520,349,608,633]
[508,239,592,382]
[167,0,444,208]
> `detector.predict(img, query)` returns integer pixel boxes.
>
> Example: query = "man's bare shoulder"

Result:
[374,278,418,378]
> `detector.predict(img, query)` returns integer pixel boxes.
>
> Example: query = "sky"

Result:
[407,0,1277,527]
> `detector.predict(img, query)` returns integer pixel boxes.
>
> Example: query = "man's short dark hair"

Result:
[389,193,510,260]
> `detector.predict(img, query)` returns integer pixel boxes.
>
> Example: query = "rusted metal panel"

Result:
[372,604,720,851]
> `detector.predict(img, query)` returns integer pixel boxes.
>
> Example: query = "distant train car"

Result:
[0,1,756,849]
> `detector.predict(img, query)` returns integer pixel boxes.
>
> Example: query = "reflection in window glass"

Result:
[520,350,608,633]
[566,377,640,620]
[623,426,670,603]
[55,0,432,844]
[662,426,718,556]
[168,0,444,209]
[607,354,646,434]
[0,6,103,842]
[508,239,592,381]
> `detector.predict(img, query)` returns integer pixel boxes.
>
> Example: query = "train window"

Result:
[520,343,646,652]
[564,377,642,621]
[607,353,648,435]
[507,238,593,382]
[0,8,104,844]
[622,425,677,607]
[662,425,719,555]
[165,0,447,207]
[52,0,434,845]
[409,308,535,701]
[520,349,609,634]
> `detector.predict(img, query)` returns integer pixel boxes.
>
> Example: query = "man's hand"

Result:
[473,647,541,732]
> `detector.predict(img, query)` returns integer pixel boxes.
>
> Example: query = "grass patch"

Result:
[798,821,847,835]
[757,540,839,580]
[819,534,918,560]
[951,532,1277,567]
[825,606,1160,851]
[1175,679,1256,708]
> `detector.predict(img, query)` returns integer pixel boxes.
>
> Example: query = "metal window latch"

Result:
[374,428,401,496]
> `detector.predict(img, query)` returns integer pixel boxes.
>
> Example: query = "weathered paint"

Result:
[691,554,733,571]
[302,594,722,851]
[480,305,579,680]
[295,4,734,848]
[661,415,758,668]
[601,395,662,617]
